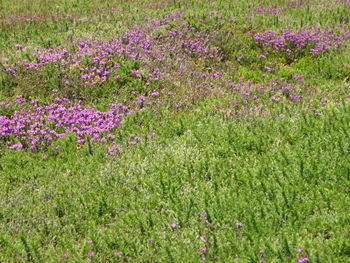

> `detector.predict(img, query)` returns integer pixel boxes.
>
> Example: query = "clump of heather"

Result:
[252,26,350,63]
[0,85,164,153]
[0,96,129,152]
[218,75,306,116]
[0,11,224,100]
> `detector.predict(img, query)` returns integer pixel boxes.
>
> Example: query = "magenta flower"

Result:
[171,221,178,229]
[147,133,156,139]
[236,221,243,228]
[108,149,116,156]
[88,251,94,257]
[63,253,70,258]
[9,142,23,150]
[115,251,122,257]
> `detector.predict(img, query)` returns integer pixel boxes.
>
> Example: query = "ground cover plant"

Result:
[0,0,349,262]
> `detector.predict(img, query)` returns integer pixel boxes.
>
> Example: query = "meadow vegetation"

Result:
[0,0,349,262]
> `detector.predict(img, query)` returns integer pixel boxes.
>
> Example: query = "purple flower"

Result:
[63,253,70,258]
[271,96,281,102]
[115,251,122,257]
[148,133,156,139]
[9,142,23,150]
[200,247,207,252]
[108,148,116,156]
[213,71,222,78]
[236,221,243,228]
[87,240,93,244]
[88,251,94,257]
[171,221,178,229]
[298,257,309,263]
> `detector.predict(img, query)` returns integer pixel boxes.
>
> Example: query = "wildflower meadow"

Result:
[0,0,349,262]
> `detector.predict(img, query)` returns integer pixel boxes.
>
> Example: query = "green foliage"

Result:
[0,102,349,262]
[0,0,350,262]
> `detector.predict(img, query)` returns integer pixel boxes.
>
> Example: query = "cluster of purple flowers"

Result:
[221,75,305,116]
[1,11,222,88]
[252,26,350,62]
[0,85,164,152]
[0,96,129,151]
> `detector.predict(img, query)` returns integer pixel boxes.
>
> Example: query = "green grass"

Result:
[0,102,349,262]
[0,0,350,262]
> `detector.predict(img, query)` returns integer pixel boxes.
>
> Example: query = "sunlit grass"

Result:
[0,0,349,262]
